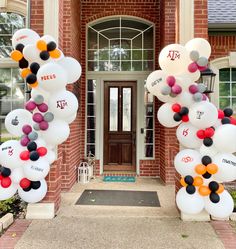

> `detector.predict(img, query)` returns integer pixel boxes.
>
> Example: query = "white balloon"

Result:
[157,103,181,128]
[174,149,201,176]
[11,167,25,184]
[23,158,50,181]
[175,75,193,91]
[204,190,234,218]
[176,123,202,149]
[44,149,56,164]
[12,28,40,48]
[176,92,195,108]
[185,70,201,82]
[189,102,218,129]
[48,90,78,119]
[0,183,17,201]
[159,44,189,75]
[65,112,77,124]
[200,144,218,158]
[146,70,166,94]
[0,140,24,169]
[5,109,33,136]
[31,87,50,103]
[213,124,236,153]
[57,57,81,84]
[176,187,204,214]
[212,153,236,182]
[40,35,56,44]
[41,119,70,146]
[37,63,68,92]
[18,179,47,203]
[185,38,211,58]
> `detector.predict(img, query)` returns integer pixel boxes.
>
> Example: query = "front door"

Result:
[104,81,136,171]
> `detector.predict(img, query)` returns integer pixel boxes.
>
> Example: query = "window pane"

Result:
[110,48,120,60]
[99,35,109,49]
[219,68,230,82]
[88,50,98,60]
[232,83,236,96]
[110,61,120,71]
[103,28,120,39]
[145,145,153,157]
[0,24,11,34]
[132,50,142,60]
[99,50,109,60]
[93,19,120,31]
[0,118,12,143]
[87,145,95,156]
[87,92,95,103]
[87,80,96,91]
[0,68,11,83]
[145,130,153,143]
[110,39,120,49]
[87,117,95,129]
[132,34,142,49]
[0,46,11,57]
[87,105,95,116]
[12,99,24,110]
[219,98,230,109]
[88,61,98,71]
[232,99,236,113]
[121,40,131,49]
[232,68,236,81]
[144,27,153,49]
[146,117,153,129]
[12,68,23,83]
[87,130,95,143]
[132,61,142,71]
[121,19,149,31]
[143,61,153,71]
[0,36,11,46]
[121,61,131,71]
[219,83,230,96]
[109,88,118,131]
[121,28,139,39]
[88,28,97,49]
[122,88,131,131]
[120,49,131,60]
[143,50,153,60]
[99,61,110,71]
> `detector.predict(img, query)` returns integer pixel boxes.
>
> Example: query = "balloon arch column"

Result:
[146,39,236,219]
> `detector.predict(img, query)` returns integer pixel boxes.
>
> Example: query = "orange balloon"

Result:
[195,164,207,175]
[199,186,211,196]
[21,68,31,78]
[10,50,23,61]
[216,184,224,194]
[29,81,38,88]
[193,176,203,186]
[180,177,187,187]
[49,49,61,58]
[37,40,47,51]
[207,163,218,175]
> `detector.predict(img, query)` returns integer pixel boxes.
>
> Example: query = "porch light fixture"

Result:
[199,68,216,94]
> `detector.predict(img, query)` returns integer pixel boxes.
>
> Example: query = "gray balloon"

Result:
[28,131,38,141]
[161,85,171,95]
[34,95,44,105]
[33,123,40,131]
[190,50,199,61]
[197,57,208,67]
[44,112,54,122]
[169,92,177,98]
[193,92,203,102]
[198,83,207,93]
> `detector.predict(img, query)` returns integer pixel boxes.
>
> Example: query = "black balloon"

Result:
[19,57,29,69]
[31,181,41,190]
[30,62,40,74]
[47,41,57,51]
[23,186,31,192]
[27,141,37,152]
[26,73,37,84]
[210,192,220,203]
[221,117,231,124]
[30,151,40,161]
[15,43,24,52]
[201,155,212,166]
[179,107,189,116]
[1,167,11,177]
[202,172,212,179]
[173,113,182,122]
[186,185,196,194]
[209,181,219,192]
[203,137,213,147]
[40,50,50,60]
[224,108,233,117]
[184,175,194,185]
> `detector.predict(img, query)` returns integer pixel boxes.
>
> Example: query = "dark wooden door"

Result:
[104,81,136,171]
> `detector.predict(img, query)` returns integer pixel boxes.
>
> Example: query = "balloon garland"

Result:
[146,38,236,219]
[0,28,81,203]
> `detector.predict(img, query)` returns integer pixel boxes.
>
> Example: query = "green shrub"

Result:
[0,197,16,215]
[230,191,236,208]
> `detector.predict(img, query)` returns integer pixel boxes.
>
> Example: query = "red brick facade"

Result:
[28,0,236,210]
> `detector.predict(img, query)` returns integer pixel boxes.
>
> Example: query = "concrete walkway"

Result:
[15,178,225,249]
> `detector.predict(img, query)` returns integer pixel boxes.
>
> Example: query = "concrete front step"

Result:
[102,171,137,177]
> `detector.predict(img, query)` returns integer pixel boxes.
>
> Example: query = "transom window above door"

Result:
[87,17,154,71]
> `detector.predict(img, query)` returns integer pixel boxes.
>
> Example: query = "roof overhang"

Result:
[208,23,236,32]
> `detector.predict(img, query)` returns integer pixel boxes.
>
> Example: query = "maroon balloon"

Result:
[33,113,44,123]
[22,125,32,135]
[39,121,49,130]
[166,75,176,87]
[37,103,48,113]
[25,101,36,111]
[189,84,199,94]
[188,62,198,73]
[171,84,182,95]
[20,136,30,146]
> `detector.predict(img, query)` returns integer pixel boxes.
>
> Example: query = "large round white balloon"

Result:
[157,103,181,128]
[0,140,24,169]
[18,179,47,203]
[146,70,166,94]
[204,190,234,219]
[11,167,25,184]
[12,28,40,48]
[212,153,236,182]
[176,92,195,108]
[176,123,202,149]
[41,119,70,146]
[40,35,56,44]
[5,109,32,136]
[176,187,204,214]
[213,124,236,153]
[185,38,211,58]
[23,158,50,181]
[65,112,77,124]
[37,63,68,92]
[174,149,202,176]
[159,44,189,75]
[44,149,56,164]
[48,90,78,119]
[57,57,81,84]
[189,102,218,129]
[0,183,17,201]
[200,144,218,158]
[31,87,50,103]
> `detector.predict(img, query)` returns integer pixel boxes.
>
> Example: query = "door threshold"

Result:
[103,171,137,176]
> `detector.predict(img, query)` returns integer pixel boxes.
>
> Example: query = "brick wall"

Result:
[194,0,208,39]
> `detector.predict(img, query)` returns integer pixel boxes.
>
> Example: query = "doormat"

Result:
[103,176,135,182]
[75,189,160,207]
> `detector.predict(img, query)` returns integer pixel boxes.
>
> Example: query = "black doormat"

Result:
[75,189,160,207]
